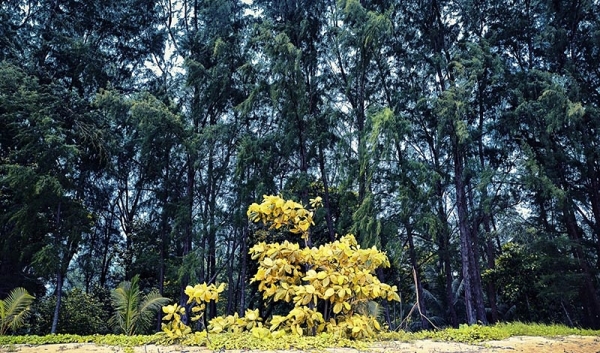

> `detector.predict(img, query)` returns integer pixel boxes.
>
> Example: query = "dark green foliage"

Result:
[484,241,583,325]
[28,288,111,335]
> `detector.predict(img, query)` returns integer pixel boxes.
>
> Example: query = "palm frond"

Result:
[420,287,443,310]
[110,275,169,335]
[452,277,464,305]
[0,287,35,335]
[136,289,170,333]
[111,275,141,335]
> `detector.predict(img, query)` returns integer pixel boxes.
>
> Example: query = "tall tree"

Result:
[0,63,99,333]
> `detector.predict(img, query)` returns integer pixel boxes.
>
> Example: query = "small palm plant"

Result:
[110,275,170,335]
[0,287,35,335]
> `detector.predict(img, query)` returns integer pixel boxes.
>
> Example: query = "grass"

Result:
[379,322,600,344]
[0,322,598,349]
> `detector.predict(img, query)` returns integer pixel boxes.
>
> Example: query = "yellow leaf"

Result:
[304,269,317,280]
[305,284,315,294]
[275,198,285,208]
[260,204,272,215]
[274,290,284,302]
[270,315,286,330]
[289,307,305,320]
[245,308,260,321]
[324,288,335,298]
[333,302,343,314]
[272,329,286,338]
[302,294,312,305]
[309,196,322,208]
[372,285,381,297]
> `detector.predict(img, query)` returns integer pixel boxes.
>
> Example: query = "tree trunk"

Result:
[564,205,600,328]
[483,214,499,323]
[318,143,336,241]
[238,224,248,316]
[454,146,477,325]
[51,270,63,334]
[406,224,429,329]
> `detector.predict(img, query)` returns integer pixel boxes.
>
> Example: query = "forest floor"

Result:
[4,335,600,353]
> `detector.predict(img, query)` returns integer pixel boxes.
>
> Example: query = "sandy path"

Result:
[2,335,599,353]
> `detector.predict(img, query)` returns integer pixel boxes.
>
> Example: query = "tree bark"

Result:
[454,145,477,325]
[406,224,429,329]
[51,270,63,334]
[318,143,336,241]
[564,205,600,328]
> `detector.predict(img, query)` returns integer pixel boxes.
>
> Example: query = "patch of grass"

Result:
[174,331,367,350]
[492,322,600,337]
[0,322,598,349]
[379,322,600,344]
[0,334,161,347]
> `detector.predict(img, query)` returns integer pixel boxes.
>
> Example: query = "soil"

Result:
[3,336,600,353]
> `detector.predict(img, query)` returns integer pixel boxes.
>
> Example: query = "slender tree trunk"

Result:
[483,214,499,323]
[157,153,170,330]
[51,201,63,334]
[469,230,488,324]
[443,246,458,327]
[564,206,600,328]
[588,170,600,270]
[238,224,248,316]
[226,230,237,315]
[51,270,63,334]
[406,224,429,329]
[437,207,458,327]
[318,144,336,241]
[454,146,476,325]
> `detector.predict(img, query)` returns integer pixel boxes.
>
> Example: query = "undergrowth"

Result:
[380,322,600,344]
[0,323,598,349]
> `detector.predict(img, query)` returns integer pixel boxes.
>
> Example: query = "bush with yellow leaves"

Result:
[161,282,226,340]
[247,195,400,339]
[162,195,400,341]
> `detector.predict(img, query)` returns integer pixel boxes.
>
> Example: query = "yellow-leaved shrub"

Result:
[247,195,400,338]
[161,282,225,340]
[162,194,400,341]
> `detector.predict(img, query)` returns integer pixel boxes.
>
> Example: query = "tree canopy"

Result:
[1,0,599,332]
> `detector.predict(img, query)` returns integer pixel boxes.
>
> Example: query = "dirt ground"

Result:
[2,336,600,353]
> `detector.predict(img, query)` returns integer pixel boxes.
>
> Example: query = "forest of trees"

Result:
[1,0,599,334]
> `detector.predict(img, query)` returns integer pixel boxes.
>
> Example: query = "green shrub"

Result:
[28,287,111,335]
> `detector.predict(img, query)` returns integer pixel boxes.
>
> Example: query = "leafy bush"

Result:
[28,287,110,335]
[161,195,400,341]
[245,195,400,338]
[160,282,225,339]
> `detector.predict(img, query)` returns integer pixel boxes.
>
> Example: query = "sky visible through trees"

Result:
[1,0,600,334]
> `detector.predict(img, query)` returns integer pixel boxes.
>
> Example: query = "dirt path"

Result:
[3,336,599,353]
